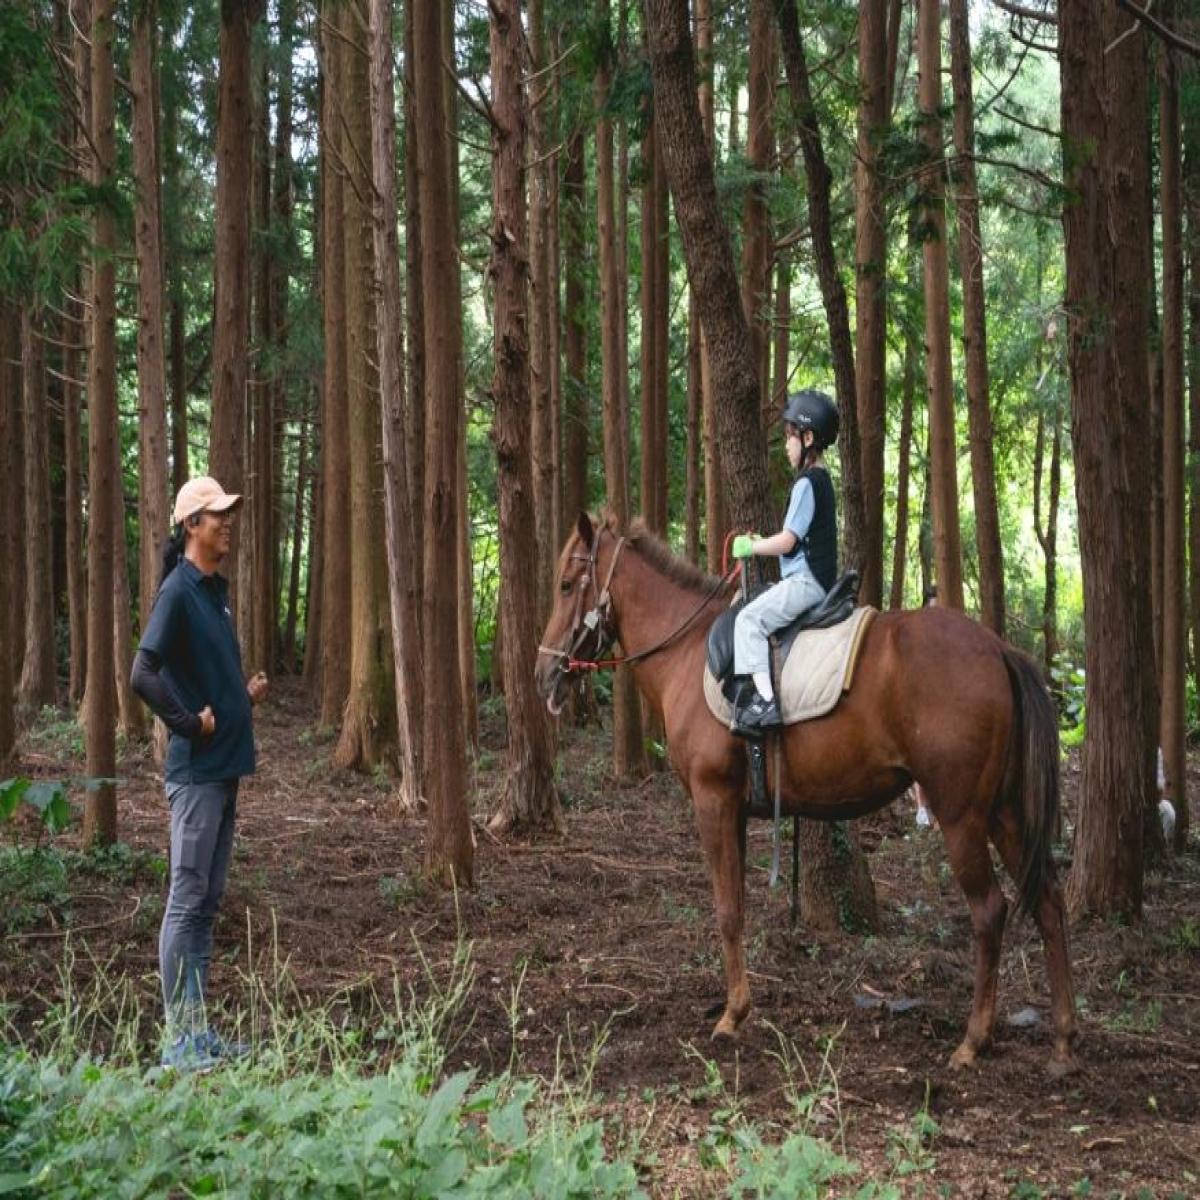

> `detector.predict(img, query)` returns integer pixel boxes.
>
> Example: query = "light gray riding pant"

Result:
[733,567,827,677]
[159,779,239,1035]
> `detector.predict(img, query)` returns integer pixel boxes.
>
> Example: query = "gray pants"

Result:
[733,567,827,677]
[159,779,239,1035]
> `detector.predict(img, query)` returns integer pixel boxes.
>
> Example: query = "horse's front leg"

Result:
[693,788,751,1040]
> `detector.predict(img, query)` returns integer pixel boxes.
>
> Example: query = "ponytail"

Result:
[157,524,186,593]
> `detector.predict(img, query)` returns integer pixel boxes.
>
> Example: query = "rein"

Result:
[538,529,741,676]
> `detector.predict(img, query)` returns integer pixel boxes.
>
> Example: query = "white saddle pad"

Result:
[703,606,876,729]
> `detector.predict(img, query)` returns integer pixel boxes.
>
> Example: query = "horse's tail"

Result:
[1001,647,1060,921]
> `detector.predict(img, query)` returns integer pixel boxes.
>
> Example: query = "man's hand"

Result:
[732,533,759,560]
[198,705,216,737]
[247,672,270,706]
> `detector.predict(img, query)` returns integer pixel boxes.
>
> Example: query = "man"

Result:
[131,476,268,1071]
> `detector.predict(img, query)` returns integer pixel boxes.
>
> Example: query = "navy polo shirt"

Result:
[138,559,256,784]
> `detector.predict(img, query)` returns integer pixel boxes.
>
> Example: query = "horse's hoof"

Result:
[1046,1053,1080,1080]
[711,1015,741,1043]
[948,1042,978,1070]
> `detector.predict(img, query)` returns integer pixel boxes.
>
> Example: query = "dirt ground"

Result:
[3,681,1198,1197]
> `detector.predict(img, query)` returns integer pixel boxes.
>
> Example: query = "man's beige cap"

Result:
[172,477,243,525]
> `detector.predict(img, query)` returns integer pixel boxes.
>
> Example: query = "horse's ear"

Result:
[576,510,594,549]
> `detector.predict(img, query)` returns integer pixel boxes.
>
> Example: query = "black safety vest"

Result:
[791,465,838,591]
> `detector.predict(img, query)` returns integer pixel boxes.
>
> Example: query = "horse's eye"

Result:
[560,579,572,594]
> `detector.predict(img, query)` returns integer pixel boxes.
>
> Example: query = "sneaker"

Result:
[160,1032,221,1074]
[732,693,782,737]
[196,1027,250,1061]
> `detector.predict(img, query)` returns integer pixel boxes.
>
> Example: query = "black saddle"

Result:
[705,571,860,707]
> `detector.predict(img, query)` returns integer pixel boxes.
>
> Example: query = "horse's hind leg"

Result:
[991,808,1079,1076]
[694,790,751,1040]
[941,819,1008,1069]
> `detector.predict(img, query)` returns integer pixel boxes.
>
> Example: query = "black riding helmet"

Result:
[782,389,839,452]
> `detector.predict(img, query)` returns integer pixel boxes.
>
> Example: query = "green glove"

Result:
[732,534,758,559]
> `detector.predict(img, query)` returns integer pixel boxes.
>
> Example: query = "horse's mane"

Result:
[608,513,730,598]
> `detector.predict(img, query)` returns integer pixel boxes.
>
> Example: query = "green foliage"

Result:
[0,846,70,934]
[0,777,72,844]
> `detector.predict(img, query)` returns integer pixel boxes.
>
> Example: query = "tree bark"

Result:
[775,0,862,565]
[1158,18,1187,853]
[889,275,919,609]
[209,0,256,623]
[1060,0,1157,920]
[486,0,563,838]
[598,0,645,780]
[853,0,887,607]
[415,0,473,885]
[948,0,1004,637]
[282,412,307,670]
[562,130,588,526]
[1187,115,1200,722]
[528,0,554,620]
[1033,399,1062,673]
[917,0,963,610]
[695,0,724,572]
[333,0,396,773]
[83,0,117,847]
[648,0,877,935]
[0,309,17,763]
[368,0,424,811]
[20,310,56,712]
[131,0,170,657]
[319,2,350,729]
[686,293,701,562]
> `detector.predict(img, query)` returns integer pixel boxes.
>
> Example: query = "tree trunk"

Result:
[282,413,307,670]
[547,51,564,557]
[741,0,772,432]
[562,129,588,524]
[404,0,426,621]
[696,0,724,572]
[948,0,1004,637]
[486,0,562,838]
[20,310,56,711]
[1187,117,1200,717]
[775,0,863,579]
[852,0,887,607]
[209,0,256,623]
[1033,400,1062,673]
[319,3,350,729]
[368,0,424,811]
[649,0,876,935]
[83,0,117,847]
[598,0,645,781]
[333,0,396,773]
[640,115,665,531]
[889,292,918,610]
[249,45,273,676]
[0,309,17,763]
[917,0,963,610]
[686,294,701,563]
[110,440,145,738]
[1158,19,1187,854]
[166,36,188,499]
[131,0,170,653]
[528,0,554,620]
[1060,0,1156,920]
[415,0,473,886]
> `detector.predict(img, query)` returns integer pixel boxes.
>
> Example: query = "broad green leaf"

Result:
[0,777,32,823]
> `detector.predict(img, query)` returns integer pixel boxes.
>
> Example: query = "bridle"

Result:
[537,526,739,682]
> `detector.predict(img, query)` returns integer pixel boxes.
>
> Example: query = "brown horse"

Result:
[536,513,1078,1076]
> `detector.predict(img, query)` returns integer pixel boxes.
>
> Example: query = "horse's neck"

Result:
[610,551,718,709]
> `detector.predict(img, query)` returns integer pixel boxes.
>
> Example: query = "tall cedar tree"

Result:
[1186,115,1200,717]
[209,0,256,619]
[0,309,16,764]
[528,0,555,618]
[1158,19,1187,852]
[334,0,396,772]
[695,0,725,574]
[131,0,170,655]
[948,0,1005,636]
[19,310,55,711]
[597,0,645,780]
[83,0,118,847]
[852,0,886,605]
[645,0,877,932]
[1060,0,1157,918]
[562,130,588,525]
[66,0,90,706]
[318,3,350,729]
[487,0,563,838]
[917,0,963,609]
[415,0,473,885]
[367,0,424,810]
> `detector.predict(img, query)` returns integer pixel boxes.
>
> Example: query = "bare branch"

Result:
[1113,0,1200,57]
